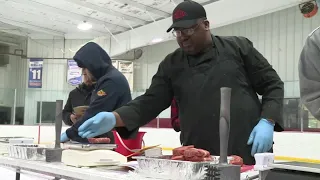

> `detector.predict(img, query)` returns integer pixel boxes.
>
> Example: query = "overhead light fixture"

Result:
[77,21,92,31]
[151,38,163,43]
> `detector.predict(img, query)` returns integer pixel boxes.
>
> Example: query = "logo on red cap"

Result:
[173,9,187,20]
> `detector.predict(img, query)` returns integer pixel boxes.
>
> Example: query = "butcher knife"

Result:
[45,100,63,162]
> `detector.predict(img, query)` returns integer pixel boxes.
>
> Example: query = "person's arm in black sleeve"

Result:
[171,99,181,132]
[239,37,284,131]
[66,80,122,141]
[62,93,73,126]
[114,60,174,138]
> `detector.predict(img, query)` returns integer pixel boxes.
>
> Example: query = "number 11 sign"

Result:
[28,58,43,88]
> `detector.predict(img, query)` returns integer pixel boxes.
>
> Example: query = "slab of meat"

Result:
[87,138,111,144]
[171,146,213,162]
[229,155,243,166]
[183,148,210,158]
[172,145,194,156]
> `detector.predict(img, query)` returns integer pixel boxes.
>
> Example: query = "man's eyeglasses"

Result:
[172,24,200,37]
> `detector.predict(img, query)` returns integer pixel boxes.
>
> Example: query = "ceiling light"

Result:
[151,38,163,43]
[77,21,92,31]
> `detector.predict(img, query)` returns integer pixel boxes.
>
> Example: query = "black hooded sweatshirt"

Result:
[65,42,132,143]
[62,83,94,126]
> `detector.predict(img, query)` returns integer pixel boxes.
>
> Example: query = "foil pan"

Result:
[132,155,233,180]
[0,136,31,143]
[8,144,46,161]
[0,137,34,155]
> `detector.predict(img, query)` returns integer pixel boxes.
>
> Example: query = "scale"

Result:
[62,142,127,168]
[63,141,117,151]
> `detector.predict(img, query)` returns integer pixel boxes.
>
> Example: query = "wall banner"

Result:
[28,58,43,88]
[67,59,82,86]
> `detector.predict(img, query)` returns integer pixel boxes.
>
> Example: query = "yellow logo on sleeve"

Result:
[97,90,107,96]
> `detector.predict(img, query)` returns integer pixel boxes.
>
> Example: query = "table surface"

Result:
[271,161,320,174]
[0,156,128,180]
[0,156,259,180]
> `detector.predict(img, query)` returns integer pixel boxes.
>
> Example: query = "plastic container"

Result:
[112,131,146,156]
[145,147,162,157]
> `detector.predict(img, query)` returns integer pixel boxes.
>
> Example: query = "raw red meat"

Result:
[171,155,185,161]
[183,148,210,158]
[171,146,212,162]
[229,155,244,166]
[172,145,194,156]
[87,138,111,144]
[241,165,254,173]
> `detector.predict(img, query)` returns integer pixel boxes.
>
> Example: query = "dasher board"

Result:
[270,161,320,174]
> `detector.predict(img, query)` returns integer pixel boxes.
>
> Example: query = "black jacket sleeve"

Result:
[114,60,174,137]
[62,93,73,126]
[239,37,284,131]
[66,80,123,141]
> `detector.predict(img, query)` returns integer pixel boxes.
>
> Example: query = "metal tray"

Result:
[0,137,32,143]
[8,144,46,161]
[131,155,233,180]
[134,155,232,164]
[0,137,35,155]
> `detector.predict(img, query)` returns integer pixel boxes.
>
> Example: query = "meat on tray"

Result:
[87,138,111,144]
[170,146,244,164]
[172,145,194,156]
[230,155,244,166]
[183,148,211,158]
[171,146,213,162]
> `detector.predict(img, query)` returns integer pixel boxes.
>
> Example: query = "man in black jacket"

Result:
[60,42,132,143]
[75,1,284,164]
[62,71,94,126]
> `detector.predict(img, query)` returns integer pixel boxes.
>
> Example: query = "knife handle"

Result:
[219,87,231,164]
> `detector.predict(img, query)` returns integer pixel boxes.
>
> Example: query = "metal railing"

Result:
[0,88,318,132]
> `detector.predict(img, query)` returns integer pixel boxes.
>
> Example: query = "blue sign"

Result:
[28,58,43,88]
[67,59,82,86]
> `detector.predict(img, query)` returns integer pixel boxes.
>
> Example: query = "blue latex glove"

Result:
[247,119,274,156]
[78,112,116,138]
[60,132,69,143]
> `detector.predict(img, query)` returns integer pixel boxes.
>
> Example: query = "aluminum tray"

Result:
[0,137,34,155]
[8,144,46,161]
[0,137,30,143]
[132,155,233,180]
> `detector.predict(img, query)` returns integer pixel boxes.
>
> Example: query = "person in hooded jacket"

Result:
[62,70,94,126]
[299,26,320,120]
[71,1,284,165]
[60,42,132,143]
